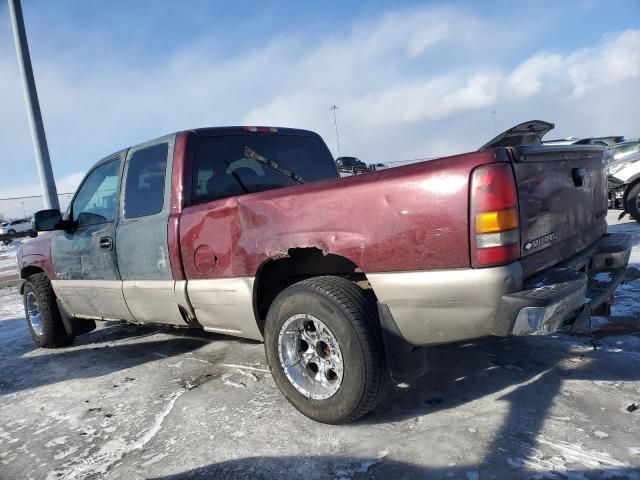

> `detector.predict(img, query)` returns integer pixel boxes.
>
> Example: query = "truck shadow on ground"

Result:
[0,317,254,396]
[607,219,640,233]
[368,334,639,424]
[153,456,639,480]
[365,334,640,477]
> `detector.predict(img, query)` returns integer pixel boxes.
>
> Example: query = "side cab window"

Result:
[123,143,169,218]
[70,160,120,227]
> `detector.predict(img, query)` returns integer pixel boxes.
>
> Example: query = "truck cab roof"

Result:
[191,126,321,138]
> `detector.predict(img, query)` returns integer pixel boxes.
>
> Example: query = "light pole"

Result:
[21,201,26,218]
[491,110,497,135]
[8,0,60,210]
[330,105,342,158]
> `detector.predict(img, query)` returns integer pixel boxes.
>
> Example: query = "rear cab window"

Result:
[191,133,336,204]
[123,143,168,218]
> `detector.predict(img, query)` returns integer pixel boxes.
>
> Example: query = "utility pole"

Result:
[8,0,59,210]
[491,110,497,135]
[330,105,342,158]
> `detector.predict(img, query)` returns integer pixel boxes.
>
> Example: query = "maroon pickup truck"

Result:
[17,121,631,424]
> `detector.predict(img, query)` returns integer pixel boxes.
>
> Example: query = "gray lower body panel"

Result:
[53,279,188,325]
[187,277,263,341]
[51,280,135,322]
[52,277,262,339]
[122,280,187,326]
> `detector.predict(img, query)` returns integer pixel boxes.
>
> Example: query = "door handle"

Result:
[572,167,586,187]
[99,236,113,251]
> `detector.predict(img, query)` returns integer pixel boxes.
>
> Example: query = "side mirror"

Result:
[33,209,63,231]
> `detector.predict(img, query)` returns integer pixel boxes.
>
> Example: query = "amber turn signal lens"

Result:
[475,208,519,234]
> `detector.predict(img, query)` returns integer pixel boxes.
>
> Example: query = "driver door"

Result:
[51,152,134,321]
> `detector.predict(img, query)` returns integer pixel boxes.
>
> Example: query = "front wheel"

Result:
[23,273,74,347]
[264,276,388,424]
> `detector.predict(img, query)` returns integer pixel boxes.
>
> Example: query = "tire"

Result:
[23,273,74,348]
[264,275,388,424]
[7,229,15,235]
[626,182,640,222]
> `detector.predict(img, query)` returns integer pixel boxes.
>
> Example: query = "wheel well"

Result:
[253,247,373,333]
[21,266,45,280]
[19,266,47,294]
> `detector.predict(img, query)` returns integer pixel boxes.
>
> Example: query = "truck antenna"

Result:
[330,105,342,158]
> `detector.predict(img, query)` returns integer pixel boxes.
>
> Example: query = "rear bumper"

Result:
[493,232,631,336]
[368,232,632,345]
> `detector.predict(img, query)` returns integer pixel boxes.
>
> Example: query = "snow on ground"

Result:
[608,218,640,319]
[0,286,24,319]
[0,238,27,288]
[0,212,639,480]
[0,237,28,257]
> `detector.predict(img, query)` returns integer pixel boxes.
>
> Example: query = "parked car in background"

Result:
[543,135,627,147]
[605,140,640,219]
[543,135,640,220]
[0,218,33,236]
[18,122,631,424]
[336,156,368,175]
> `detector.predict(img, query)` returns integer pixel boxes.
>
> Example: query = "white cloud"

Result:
[506,29,640,100]
[568,29,640,97]
[505,54,566,98]
[0,4,638,203]
[345,71,503,126]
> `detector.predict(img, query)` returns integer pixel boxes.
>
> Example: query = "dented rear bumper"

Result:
[493,232,631,336]
[370,233,632,346]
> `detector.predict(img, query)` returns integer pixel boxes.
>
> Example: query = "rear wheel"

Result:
[23,273,74,347]
[7,229,16,235]
[626,182,640,222]
[264,276,388,424]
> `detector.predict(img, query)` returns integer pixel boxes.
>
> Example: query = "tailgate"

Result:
[510,145,608,278]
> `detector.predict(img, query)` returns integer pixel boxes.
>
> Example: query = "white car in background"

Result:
[0,218,33,236]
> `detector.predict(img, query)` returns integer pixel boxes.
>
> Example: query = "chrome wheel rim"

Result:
[26,292,43,337]
[278,314,344,400]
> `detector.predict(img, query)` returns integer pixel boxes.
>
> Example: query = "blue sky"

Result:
[0,0,639,216]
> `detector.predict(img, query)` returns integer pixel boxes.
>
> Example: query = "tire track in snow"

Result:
[47,387,187,480]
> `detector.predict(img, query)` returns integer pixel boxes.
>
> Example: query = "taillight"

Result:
[470,163,520,268]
